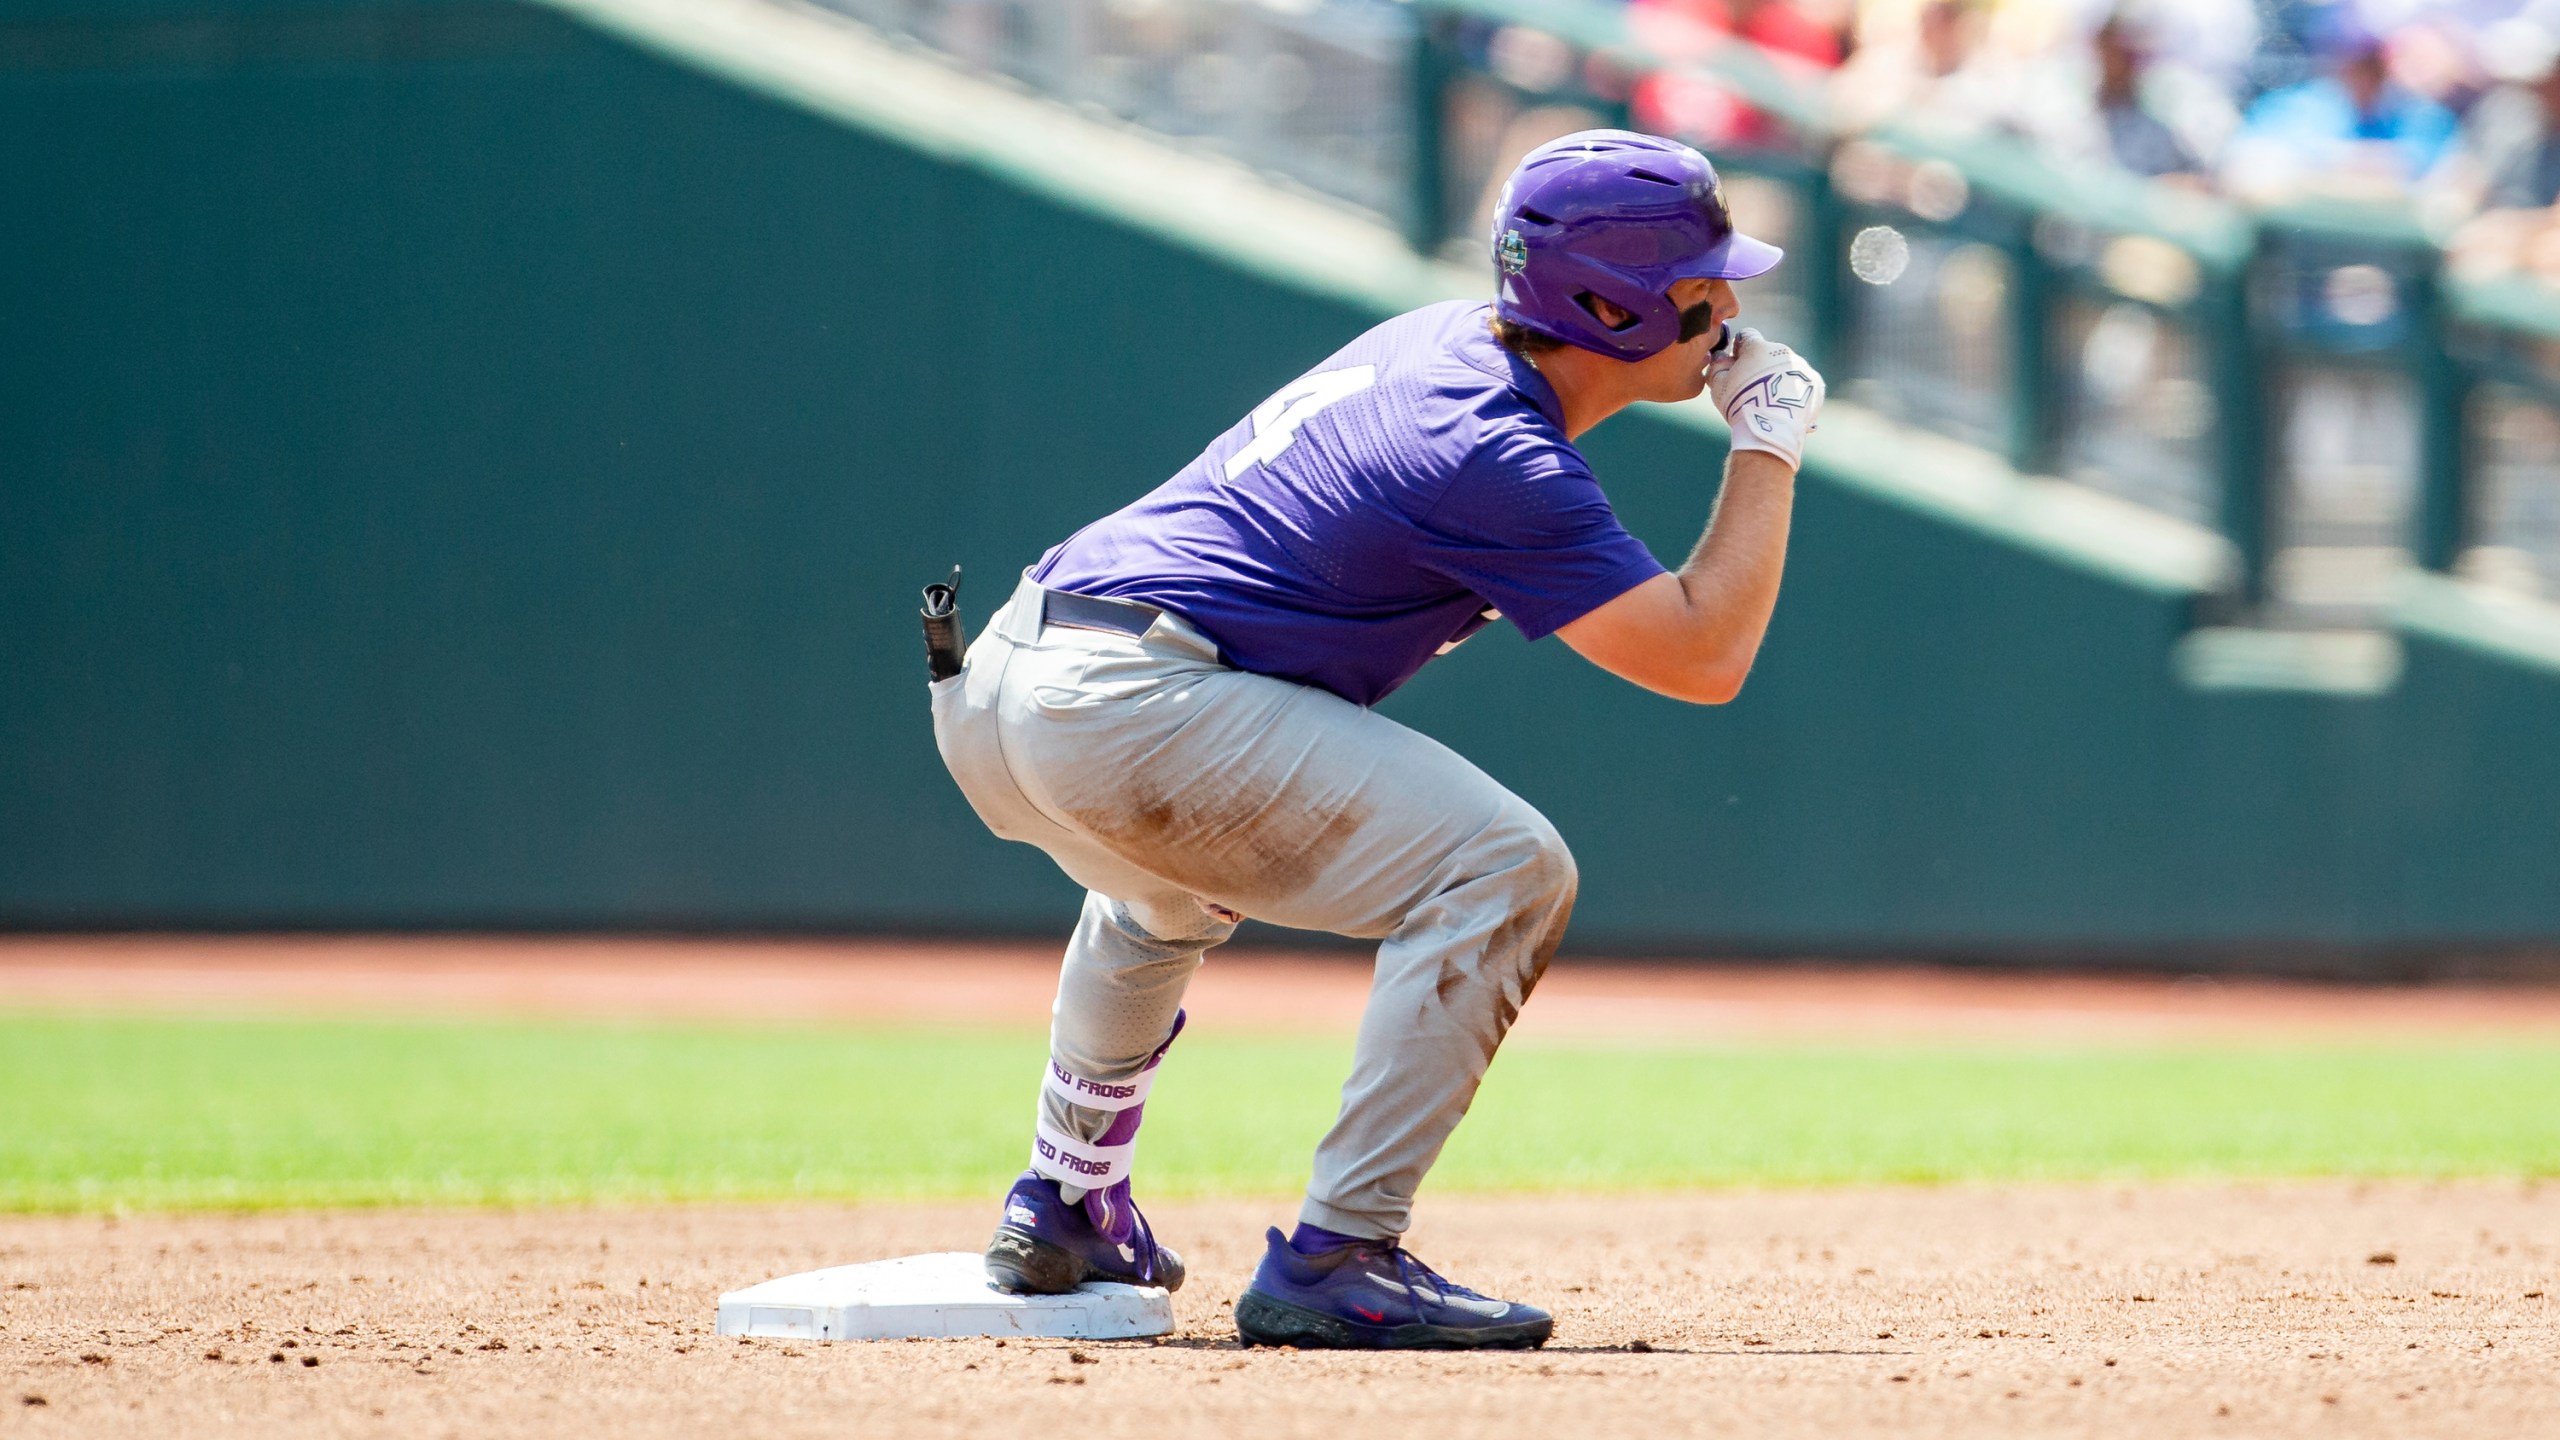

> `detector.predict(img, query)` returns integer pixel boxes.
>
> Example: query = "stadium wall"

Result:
[5,0,2558,968]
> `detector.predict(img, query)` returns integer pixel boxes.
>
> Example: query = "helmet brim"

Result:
[1676,231,1784,282]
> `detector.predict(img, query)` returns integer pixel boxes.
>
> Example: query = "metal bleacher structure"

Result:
[821,0,2560,659]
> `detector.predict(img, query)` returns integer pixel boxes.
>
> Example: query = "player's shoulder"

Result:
[1358,302,1569,427]
[1419,306,1581,464]
[1280,299,1582,493]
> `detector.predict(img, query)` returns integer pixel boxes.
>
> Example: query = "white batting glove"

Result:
[1707,328,1825,472]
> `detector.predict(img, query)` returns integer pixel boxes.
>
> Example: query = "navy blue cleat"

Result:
[983,1171,1186,1294]
[1234,1227,1553,1350]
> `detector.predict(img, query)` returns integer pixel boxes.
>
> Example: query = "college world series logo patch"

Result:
[1495,228,1528,275]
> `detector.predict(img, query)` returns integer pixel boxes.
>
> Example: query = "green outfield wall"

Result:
[6,0,2559,967]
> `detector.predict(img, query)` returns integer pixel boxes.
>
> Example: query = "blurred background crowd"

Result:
[1616,0,2560,285]
[835,0,2560,286]
[828,0,2560,621]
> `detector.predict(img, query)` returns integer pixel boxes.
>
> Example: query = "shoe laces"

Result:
[1081,1181,1166,1283]
[1344,1241,1483,1313]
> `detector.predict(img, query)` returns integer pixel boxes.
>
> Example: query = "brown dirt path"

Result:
[7,934,2560,1041]
[2,1184,2554,1439]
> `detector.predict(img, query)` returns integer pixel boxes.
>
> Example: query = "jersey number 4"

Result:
[1222,365,1378,480]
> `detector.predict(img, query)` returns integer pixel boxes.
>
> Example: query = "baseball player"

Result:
[931,130,1823,1350]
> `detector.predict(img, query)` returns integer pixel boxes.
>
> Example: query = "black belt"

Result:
[1042,589,1163,639]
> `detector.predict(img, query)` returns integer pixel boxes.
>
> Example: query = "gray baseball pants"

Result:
[930,572,1577,1239]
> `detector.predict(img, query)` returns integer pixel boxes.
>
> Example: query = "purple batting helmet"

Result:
[1491,129,1783,361]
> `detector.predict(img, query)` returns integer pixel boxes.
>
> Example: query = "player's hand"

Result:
[1706,328,1825,472]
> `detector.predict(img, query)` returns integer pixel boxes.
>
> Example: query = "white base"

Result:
[714,1251,1174,1342]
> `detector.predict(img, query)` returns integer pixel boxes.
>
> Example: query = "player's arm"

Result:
[1557,331,1824,706]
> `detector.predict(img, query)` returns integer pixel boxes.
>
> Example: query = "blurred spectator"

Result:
[2377,10,2491,117]
[2063,0,2256,93]
[2047,12,2212,179]
[1641,0,1846,67]
[1829,0,2010,137]
[2245,0,2348,98]
[2456,25,2560,210]
[1629,0,1846,153]
[2222,9,2459,198]
[2440,22,2560,282]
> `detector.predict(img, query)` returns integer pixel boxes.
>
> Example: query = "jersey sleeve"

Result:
[1411,430,1668,642]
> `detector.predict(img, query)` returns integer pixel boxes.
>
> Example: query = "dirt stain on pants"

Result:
[933,575,1581,1239]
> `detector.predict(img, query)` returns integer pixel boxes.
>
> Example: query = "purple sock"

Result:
[1287,1223,1373,1255]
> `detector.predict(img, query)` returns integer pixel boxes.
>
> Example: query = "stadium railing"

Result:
[816,0,1417,221]
[813,0,2560,627]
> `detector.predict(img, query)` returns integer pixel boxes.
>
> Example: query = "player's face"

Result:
[1629,278,1739,404]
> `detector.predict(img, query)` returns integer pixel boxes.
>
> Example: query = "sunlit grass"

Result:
[3,1013,2555,1210]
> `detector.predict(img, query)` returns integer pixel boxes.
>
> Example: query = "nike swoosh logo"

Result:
[1364,1273,1512,1318]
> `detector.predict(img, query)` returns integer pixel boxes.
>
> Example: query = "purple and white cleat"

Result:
[1234,1226,1551,1350]
[983,1170,1185,1295]
[984,1013,1187,1295]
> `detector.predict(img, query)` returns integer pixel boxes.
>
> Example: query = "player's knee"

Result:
[1538,825,1579,910]
[1111,893,1234,948]
[1482,804,1577,914]
[1461,809,1574,1010]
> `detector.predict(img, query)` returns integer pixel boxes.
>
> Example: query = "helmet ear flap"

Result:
[1497,263,1682,360]
[1572,278,1683,356]
[1574,292,1634,332]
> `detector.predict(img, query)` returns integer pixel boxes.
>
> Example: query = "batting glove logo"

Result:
[1736,369,1816,437]
[1711,331,1825,469]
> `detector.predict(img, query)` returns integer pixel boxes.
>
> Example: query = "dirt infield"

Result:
[9,934,2560,1040]
[2,1184,2552,1439]
[5,939,2557,1434]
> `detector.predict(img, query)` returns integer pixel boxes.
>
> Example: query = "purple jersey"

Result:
[1033,301,1666,706]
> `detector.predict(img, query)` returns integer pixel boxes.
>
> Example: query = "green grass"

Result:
[3,1013,2557,1211]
